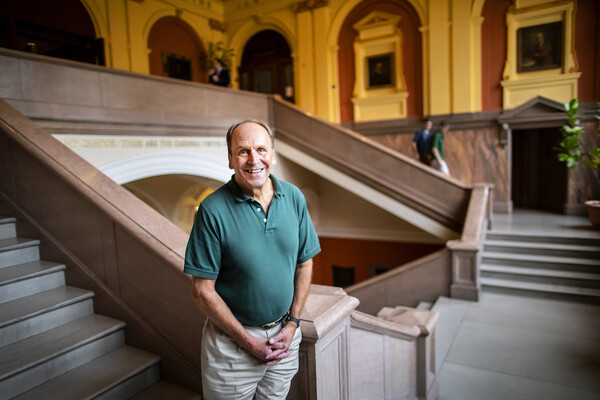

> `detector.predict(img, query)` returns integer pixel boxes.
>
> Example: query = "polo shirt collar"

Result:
[228,174,284,203]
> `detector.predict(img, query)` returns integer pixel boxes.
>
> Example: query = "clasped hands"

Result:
[248,324,296,366]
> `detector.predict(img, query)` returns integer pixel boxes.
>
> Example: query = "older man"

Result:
[184,120,320,399]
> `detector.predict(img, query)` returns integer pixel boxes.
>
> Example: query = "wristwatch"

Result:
[286,315,301,327]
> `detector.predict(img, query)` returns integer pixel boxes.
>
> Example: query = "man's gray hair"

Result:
[226,120,275,155]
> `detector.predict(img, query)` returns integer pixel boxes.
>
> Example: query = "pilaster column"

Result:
[295,10,315,113]
[428,0,451,115]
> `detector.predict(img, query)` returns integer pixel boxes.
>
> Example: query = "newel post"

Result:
[446,183,491,301]
[288,285,360,400]
[446,240,482,301]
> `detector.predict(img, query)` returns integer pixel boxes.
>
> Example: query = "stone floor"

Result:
[435,209,600,400]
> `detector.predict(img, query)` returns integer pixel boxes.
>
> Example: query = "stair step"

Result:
[481,264,600,281]
[0,260,66,303]
[481,277,600,297]
[486,231,600,246]
[130,381,202,400]
[0,217,16,240]
[0,314,126,398]
[482,251,600,272]
[484,239,600,258]
[12,346,160,400]
[0,238,40,268]
[0,286,94,347]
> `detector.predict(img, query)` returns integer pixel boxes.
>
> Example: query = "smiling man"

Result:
[184,120,321,399]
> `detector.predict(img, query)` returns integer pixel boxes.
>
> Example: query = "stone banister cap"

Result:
[300,285,360,340]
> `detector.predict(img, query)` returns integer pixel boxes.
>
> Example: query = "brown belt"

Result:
[259,312,288,329]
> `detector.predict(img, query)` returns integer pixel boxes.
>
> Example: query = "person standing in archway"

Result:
[209,58,230,87]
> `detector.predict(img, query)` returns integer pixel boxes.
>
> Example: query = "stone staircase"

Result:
[0,216,200,399]
[481,230,600,301]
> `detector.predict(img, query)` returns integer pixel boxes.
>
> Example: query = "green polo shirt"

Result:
[184,175,321,326]
[432,131,445,160]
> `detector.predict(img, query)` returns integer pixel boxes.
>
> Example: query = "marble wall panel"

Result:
[385,335,417,399]
[19,59,103,106]
[372,128,510,202]
[351,329,386,400]
[0,55,21,99]
[321,334,343,400]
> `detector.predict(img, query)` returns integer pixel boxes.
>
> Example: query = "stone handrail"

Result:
[350,308,439,399]
[271,96,472,233]
[346,248,452,314]
[447,183,492,300]
[345,185,491,311]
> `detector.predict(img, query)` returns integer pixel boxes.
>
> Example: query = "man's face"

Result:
[537,33,544,45]
[228,122,277,194]
[425,121,432,131]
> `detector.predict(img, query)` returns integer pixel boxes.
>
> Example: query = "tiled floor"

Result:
[435,209,600,400]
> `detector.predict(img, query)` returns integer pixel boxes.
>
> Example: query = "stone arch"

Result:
[147,16,207,82]
[229,18,296,89]
[79,0,108,39]
[99,153,231,185]
[238,30,294,101]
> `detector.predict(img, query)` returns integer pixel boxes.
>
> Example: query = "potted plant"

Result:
[205,41,234,73]
[556,99,600,228]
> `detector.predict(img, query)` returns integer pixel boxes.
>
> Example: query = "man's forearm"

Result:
[191,277,255,350]
[432,147,442,163]
[289,259,313,322]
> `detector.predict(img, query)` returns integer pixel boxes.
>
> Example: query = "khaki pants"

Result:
[201,318,302,400]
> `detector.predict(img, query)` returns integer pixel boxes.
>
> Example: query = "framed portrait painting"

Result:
[367,53,393,88]
[517,22,562,73]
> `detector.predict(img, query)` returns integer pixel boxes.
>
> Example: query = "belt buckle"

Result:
[260,321,277,329]
[259,312,288,329]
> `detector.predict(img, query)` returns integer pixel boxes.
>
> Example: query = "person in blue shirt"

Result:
[412,118,433,165]
[184,120,320,399]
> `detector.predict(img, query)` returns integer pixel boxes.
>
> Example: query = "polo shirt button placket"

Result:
[253,201,268,228]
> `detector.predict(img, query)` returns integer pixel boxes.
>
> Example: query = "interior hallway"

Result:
[434,210,600,400]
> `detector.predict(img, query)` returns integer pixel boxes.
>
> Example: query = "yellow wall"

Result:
[79,0,579,122]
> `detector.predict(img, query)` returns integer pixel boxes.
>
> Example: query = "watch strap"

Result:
[286,315,301,327]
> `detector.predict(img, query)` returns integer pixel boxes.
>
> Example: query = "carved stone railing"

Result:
[271,97,472,234]
[0,47,270,136]
[345,184,491,310]
[291,285,439,400]
[447,183,492,301]
[346,249,451,313]
[351,306,439,400]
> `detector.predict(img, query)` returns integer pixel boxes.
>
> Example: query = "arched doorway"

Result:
[147,17,206,83]
[0,0,103,65]
[238,30,294,103]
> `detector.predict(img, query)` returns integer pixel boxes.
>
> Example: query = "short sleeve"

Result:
[295,189,321,263]
[183,204,222,279]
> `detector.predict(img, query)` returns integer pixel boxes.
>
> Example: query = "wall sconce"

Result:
[499,122,510,147]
